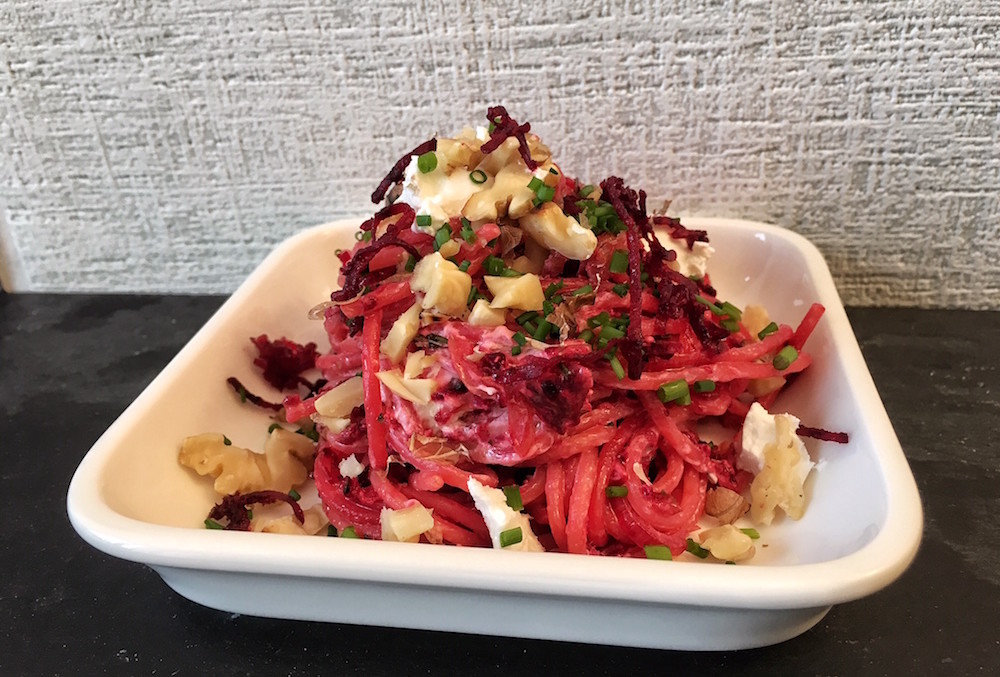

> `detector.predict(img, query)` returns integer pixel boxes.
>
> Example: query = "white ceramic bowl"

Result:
[67,218,922,651]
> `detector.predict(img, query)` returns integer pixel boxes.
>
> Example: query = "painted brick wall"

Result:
[1,1,998,306]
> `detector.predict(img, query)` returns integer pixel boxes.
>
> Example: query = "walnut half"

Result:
[704,486,749,524]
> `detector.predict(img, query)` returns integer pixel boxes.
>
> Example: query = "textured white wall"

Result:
[1,0,998,306]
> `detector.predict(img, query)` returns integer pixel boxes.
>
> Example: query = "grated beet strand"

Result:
[653,215,709,250]
[480,106,538,171]
[599,177,650,379]
[251,335,319,390]
[208,490,306,530]
[226,376,283,411]
[371,138,437,204]
[797,425,850,444]
[332,204,420,303]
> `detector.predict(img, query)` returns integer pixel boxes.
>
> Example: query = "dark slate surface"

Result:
[1,293,997,676]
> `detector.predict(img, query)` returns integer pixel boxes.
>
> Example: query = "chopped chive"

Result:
[516,311,539,326]
[609,250,629,274]
[417,151,437,173]
[205,519,225,530]
[587,312,611,328]
[605,485,628,498]
[607,353,626,380]
[268,423,282,433]
[542,300,555,316]
[695,295,724,315]
[512,332,527,346]
[499,527,523,548]
[502,485,524,511]
[572,284,594,296]
[246,509,253,520]
[612,283,629,297]
[657,379,690,405]
[223,435,232,446]
[460,218,476,244]
[297,426,320,442]
[579,184,596,197]
[467,286,480,305]
[527,176,544,192]
[327,525,338,537]
[720,301,742,320]
[469,169,488,184]
[484,256,506,276]
[549,294,563,304]
[548,167,559,175]
[686,538,710,559]
[599,324,625,341]
[721,317,740,333]
[532,320,553,341]
[404,255,417,272]
[511,345,522,356]
[757,322,779,339]
[644,545,673,561]
[773,345,799,370]
[341,525,359,539]
[693,380,716,393]
[545,281,564,298]
[416,213,433,229]
[459,260,471,272]
[577,328,594,343]
[288,489,301,501]
[535,184,555,203]
[740,528,761,539]
[433,224,452,250]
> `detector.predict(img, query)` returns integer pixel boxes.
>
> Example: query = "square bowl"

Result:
[67,217,922,651]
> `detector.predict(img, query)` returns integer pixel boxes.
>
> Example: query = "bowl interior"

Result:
[96,218,889,567]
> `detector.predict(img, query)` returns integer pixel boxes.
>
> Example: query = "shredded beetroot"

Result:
[226,377,283,411]
[371,138,437,204]
[208,490,305,530]
[480,106,538,171]
[653,215,709,250]
[797,425,850,444]
[332,205,420,303]
[251,335,319,390]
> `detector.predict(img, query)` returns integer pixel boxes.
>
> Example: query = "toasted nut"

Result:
[410,252,472,317]
[462,163,536,221]
[484,273,545,311]
[468,298,507,326]
[518,202,597,260]
[705,486,749,524]
[381,302,422,365]
[698,524,755,562]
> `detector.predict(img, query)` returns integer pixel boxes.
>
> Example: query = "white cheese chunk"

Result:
[467,478,544,552]
[738,402,813,486]
[338,453,365,479]
[666,236,714,279]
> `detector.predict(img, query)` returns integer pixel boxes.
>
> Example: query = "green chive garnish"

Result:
[502,485,524,511]
[548,167,559,175]
[417,151,437,174]
[459,260,471,272]
[773,345,799,370]
[721,317,740,333]
[499,527,523,548]
[644,545,673,560]
[609,250,629,274]
[433,224,452,250]
[612,283,629,297]
[740,528,761,539]
[205,519,224,530]
[720,301,742,320]
[404,255,417,272]
[545,281,564,298]
[460,218,476,244]
[605,485,628,498]
[527,176,544,192]
[693,380,716,393]
[288,489,301,501]
[416,213,433,228]
[572,284,594,296]
[223,435,232,446]
[341,526,359,539]
[686,538,710,559]
[327,525,338,537]
[579,184,595,197]
[577,328,594,343]
[535,184,555,203]
[695,295,724,315]
[512,332,527,346]
[533,319,553,341]
[469,169,488,184]
[607,353,626,380]
[657,379,690,405]
[511,345,522,356]
[757,322,779,339]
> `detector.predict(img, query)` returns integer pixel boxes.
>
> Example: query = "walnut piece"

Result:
[704,486,750,524]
